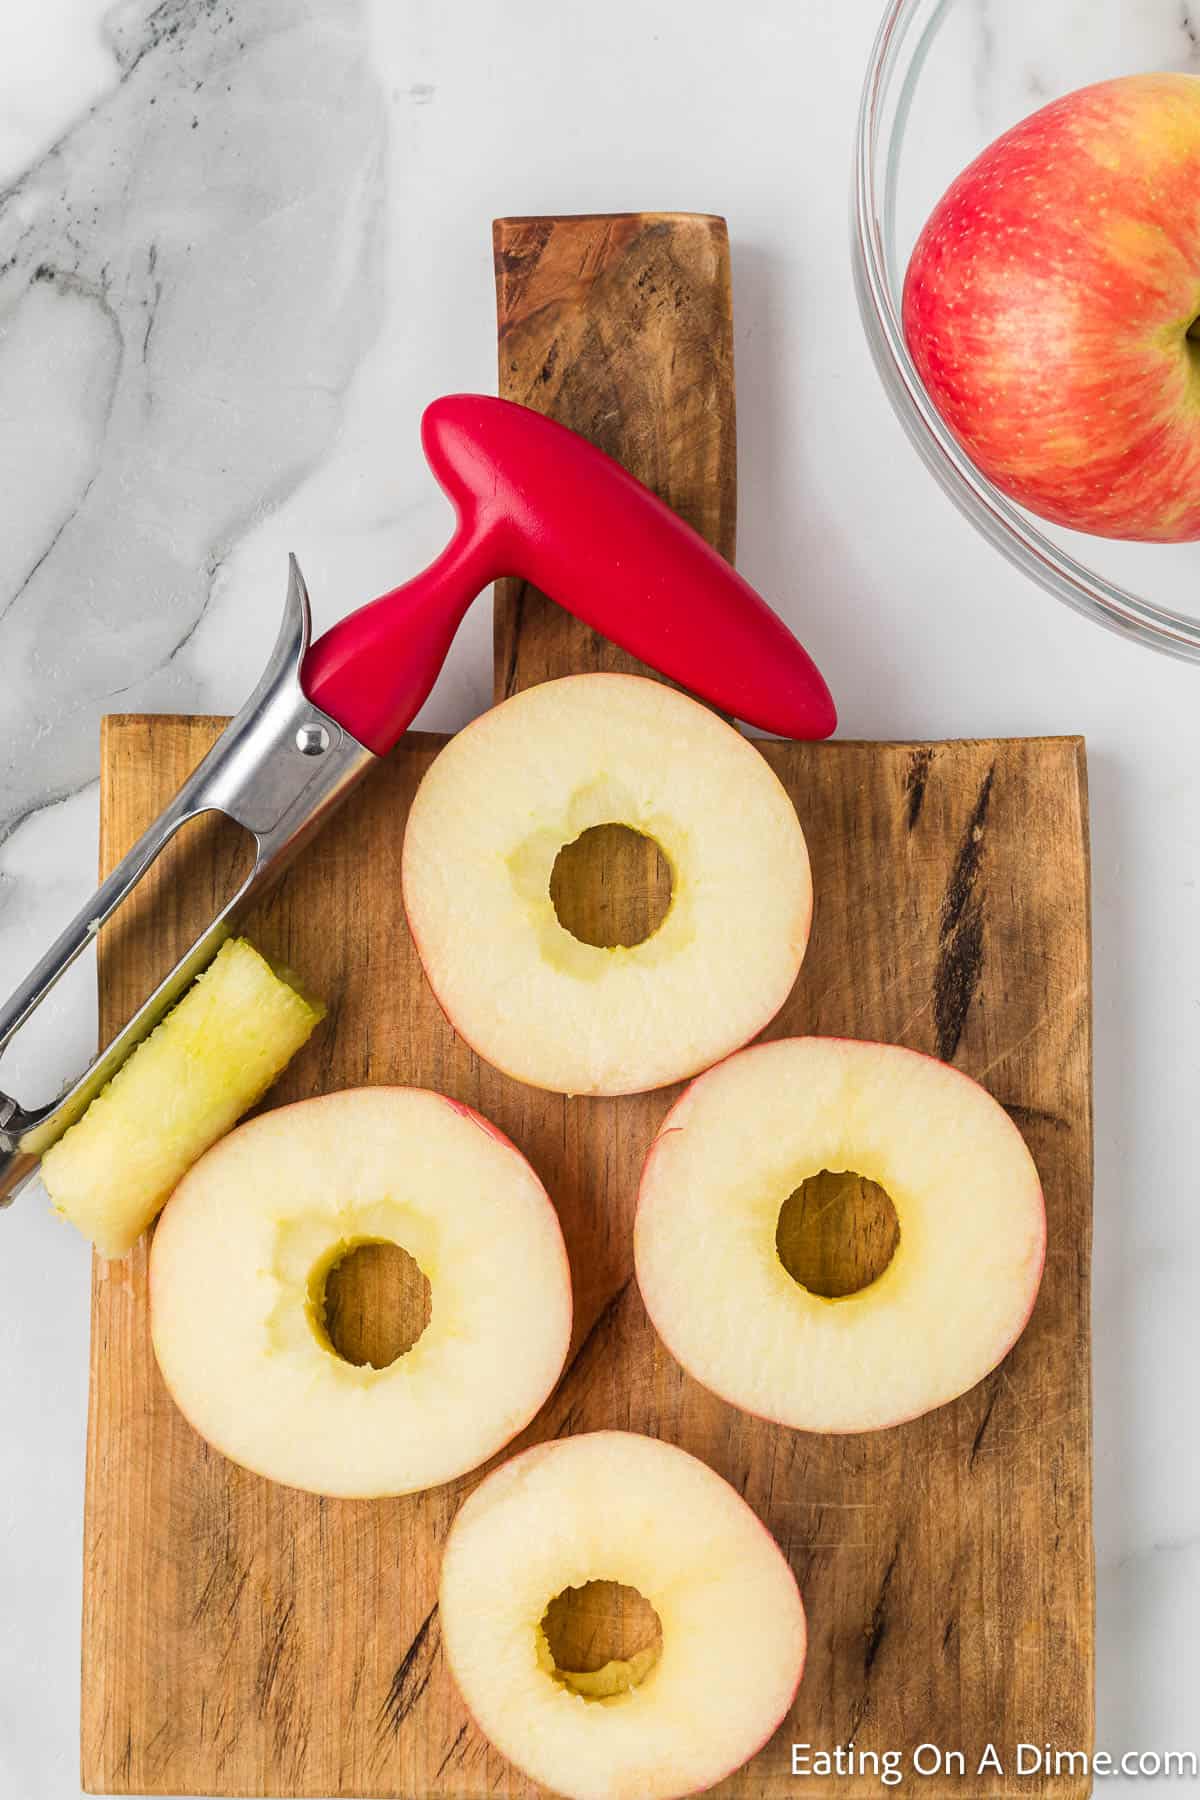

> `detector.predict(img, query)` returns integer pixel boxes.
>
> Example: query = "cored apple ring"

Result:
[439,1431,807,1800]
[150,1087,571,1498]
[401,673,812,1097]
[635,1037,1046,1432]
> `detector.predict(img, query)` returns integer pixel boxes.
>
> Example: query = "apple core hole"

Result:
[540,1580,663,1700]
[1187,314,1200,344]
[320,1239,431,1369]
[550,824,673,949]
[776,1169,900,1299]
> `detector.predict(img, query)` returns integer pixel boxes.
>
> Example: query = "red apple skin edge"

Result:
[439,1432,808,1800]
[903,72,1200,541]
[148,1088,574,1500]
[634,1037,1047,1435]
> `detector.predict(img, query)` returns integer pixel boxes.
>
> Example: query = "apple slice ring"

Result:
[439,1431,807,1800]
[635,1037,1046,1433]
[401,673,812,1097]
[150,1087,572,1498]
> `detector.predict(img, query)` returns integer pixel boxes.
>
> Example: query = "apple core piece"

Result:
[439,1431,807,1800]
[42,937,324,1259]
[401,673,812,1096]
[636,1037,1046,1432]
[150,1087,571,1497]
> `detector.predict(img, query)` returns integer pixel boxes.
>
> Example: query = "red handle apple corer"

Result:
[302,394,836,751]
[0,393,835,1207]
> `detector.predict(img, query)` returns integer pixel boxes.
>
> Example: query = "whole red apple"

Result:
[904,73,1200,542]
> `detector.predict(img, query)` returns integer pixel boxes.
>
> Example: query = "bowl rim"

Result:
[851,0,1200,663]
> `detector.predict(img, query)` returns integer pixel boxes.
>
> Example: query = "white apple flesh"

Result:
[401,673,812,1097]
[150,1086,572,1497]
[635,1038,1045,1432]
[439,1431,807,1800]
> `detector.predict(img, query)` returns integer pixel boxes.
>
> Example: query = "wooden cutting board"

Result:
[81,214,1094,1798]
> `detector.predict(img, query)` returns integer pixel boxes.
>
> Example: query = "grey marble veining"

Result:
[0,0,385,850]
[964,0,1200,135]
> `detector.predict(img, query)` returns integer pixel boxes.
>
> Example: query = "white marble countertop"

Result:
[1,2,1198,1796]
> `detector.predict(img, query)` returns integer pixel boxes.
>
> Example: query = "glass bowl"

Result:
[852,0,1200,661]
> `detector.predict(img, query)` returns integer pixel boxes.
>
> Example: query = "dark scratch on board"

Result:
[864,1541,901,1675]
[933,765,994,1060]
[904,746,934,831]
[556,1278,633,1398]
[1004,1101,1069,1134]
[969,1385,999,1470]
[500,579,528,698]
[255,1599,295,1712]
[435,1722,470,1779]
[378,1605,439,1738]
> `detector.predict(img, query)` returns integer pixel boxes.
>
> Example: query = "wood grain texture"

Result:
[81,211,1094,1796]
[493,212,735,698]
